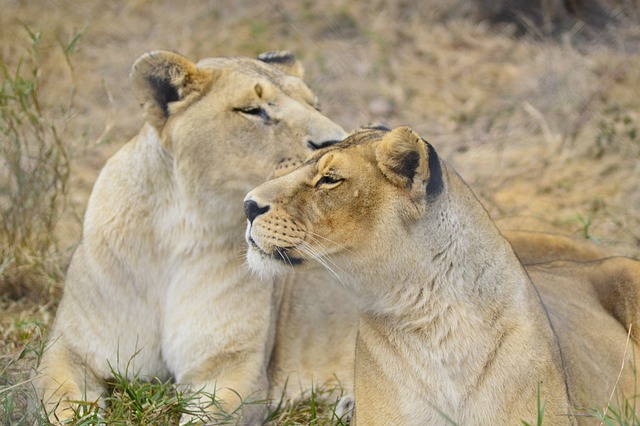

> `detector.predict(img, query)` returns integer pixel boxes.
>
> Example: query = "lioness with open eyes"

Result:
[244,125,640,425]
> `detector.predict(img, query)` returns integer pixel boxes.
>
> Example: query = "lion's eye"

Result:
[235,106,271,122]
[315,175,343,189]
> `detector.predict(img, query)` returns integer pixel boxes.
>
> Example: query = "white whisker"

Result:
[298,240,347,288]
[302,235,348,273]
[275,247,296,270]
[305,231,354,255]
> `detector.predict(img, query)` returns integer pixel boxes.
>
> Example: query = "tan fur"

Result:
[267,269,358,402]
[244,126,640,425]
[496,215,607,265]
[502,230,607,265]
[503,230,606,265]
[34,50,346,424]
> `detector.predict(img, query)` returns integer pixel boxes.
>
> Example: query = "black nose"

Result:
[244,199,270,223]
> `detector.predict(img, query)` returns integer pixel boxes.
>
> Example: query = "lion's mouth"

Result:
[248,237,304,266]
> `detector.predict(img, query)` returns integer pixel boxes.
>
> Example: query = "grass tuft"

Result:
[0,26,77,303]
[0,325,47,425]
[265,383,351,425]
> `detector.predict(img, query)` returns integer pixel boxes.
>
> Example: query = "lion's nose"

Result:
[244,199,270,224]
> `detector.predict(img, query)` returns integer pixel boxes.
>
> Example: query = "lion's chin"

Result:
[246,245,297,280]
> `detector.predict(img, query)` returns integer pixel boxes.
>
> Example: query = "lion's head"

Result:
[243,125,444,279]
[130,50,346,210]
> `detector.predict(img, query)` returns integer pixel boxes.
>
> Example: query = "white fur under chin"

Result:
[246,246,290,280]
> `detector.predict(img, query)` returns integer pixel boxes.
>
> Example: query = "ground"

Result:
[1,0,639,424]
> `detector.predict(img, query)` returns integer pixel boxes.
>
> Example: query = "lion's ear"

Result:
[376,126,443,200]
[257,51,304,79]
[130,50,213,131]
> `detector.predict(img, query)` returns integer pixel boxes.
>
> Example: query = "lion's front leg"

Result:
[163,269,279,425]
[33,342,107,423]
[176,354,270,425]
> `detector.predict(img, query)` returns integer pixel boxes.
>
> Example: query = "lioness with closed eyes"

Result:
[244,125,640,425]
[33,49,349,425]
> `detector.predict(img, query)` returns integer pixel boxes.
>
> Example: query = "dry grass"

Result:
[1,0,639,423]
[0,27,71,303]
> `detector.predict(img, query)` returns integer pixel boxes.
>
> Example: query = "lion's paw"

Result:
[334,394,354,424]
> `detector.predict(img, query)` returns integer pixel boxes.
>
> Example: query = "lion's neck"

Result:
[128,125,250,262]
[352,167,561,422]
[348,166,540,332]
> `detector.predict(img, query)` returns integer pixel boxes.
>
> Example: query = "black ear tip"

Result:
[362,123,391,132]
[257,51,296,65]
[425,143,444,199]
